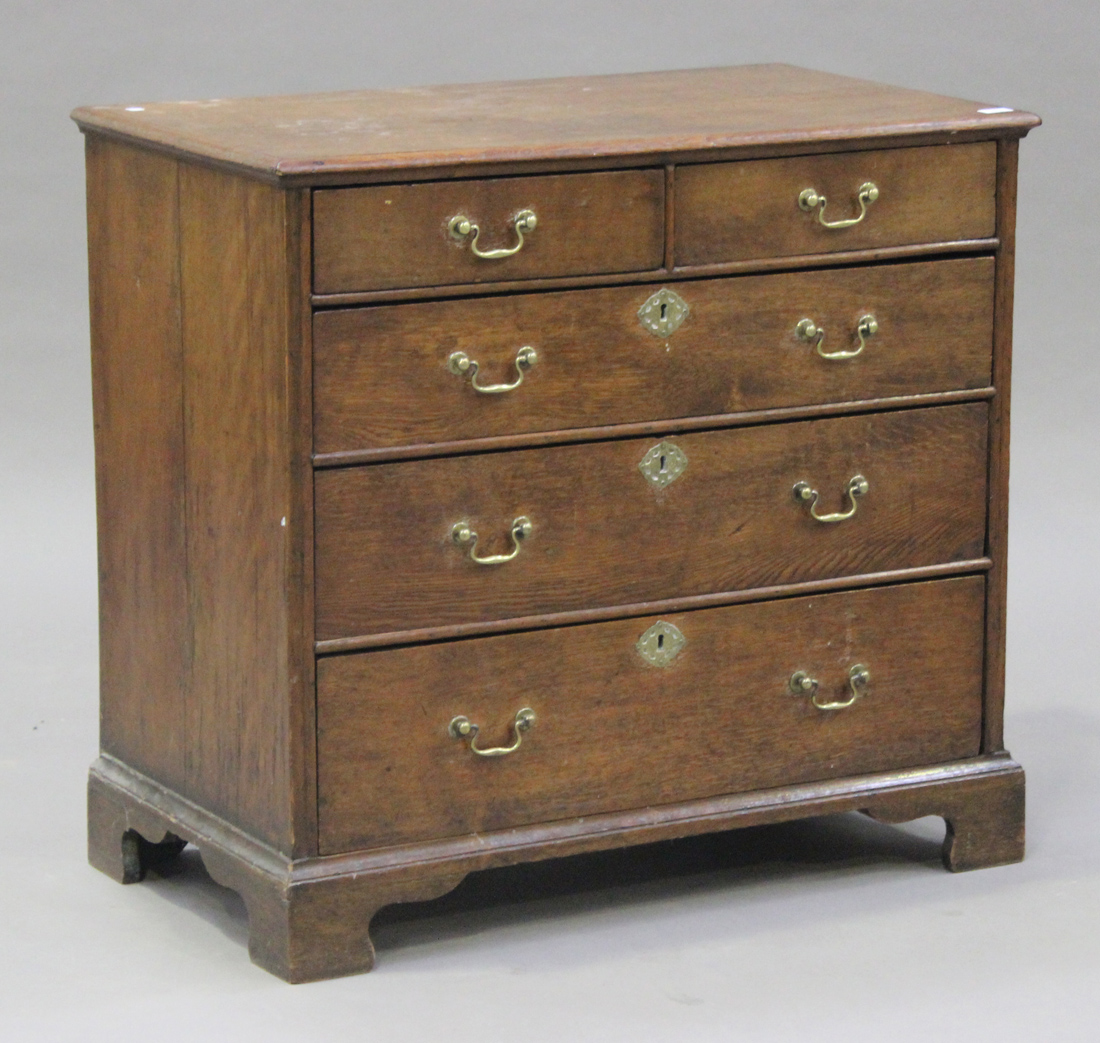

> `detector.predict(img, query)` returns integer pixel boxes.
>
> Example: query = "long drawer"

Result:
[314,403,988,640]
[675,142,997,266]
[313,169,665,294]
[313,257,994,454]
[317,576,986,853]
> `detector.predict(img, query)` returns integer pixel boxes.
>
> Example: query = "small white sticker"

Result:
[978,107,1014,114]
[125,106,145,112]
[281,517,287,527]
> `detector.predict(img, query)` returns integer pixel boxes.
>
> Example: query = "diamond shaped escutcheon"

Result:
[637,287,689,336]
[638,440,688,489]
[636,620,686,667]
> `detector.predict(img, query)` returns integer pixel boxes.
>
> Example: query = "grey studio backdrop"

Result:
[2,2,1097,1039]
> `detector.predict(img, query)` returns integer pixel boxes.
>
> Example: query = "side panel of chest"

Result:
[86,137,314,854]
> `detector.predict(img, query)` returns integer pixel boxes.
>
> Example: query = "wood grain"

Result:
[314,388,995,470]
[676,142,997,265]
[313,169,664,293]
[313,257,994,453]
[71,65,1038,184]
[79,66,1036,979]
[89,748,1023,981]
[982,138,1019,754]
[314,558,992,654]
[289,188,318,857]
[314,403,989,639]
[86,138,314,854]
[311,238,999,308]
[864,764,1024,872]
[86,137,189,791]
[177,162,302,851]
[317,577,986,853]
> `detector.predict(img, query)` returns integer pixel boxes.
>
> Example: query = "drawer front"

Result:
[314,257,994,453]
[317,576,986,853]
[314,403,988,640]
[313,169,665,294]
[675,142,997,266]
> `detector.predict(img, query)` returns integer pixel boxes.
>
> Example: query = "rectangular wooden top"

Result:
[72,64,1039,185]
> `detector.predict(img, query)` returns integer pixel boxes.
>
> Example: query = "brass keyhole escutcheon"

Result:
[638,288,689,336]
[639,441,688,488]
[637,620,686,666]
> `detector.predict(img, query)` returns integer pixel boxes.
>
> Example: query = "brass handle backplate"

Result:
[448,346,537,393]
[790,664,871,710]
[798,181,879,229]
[452,516,532,565]
[796,314,879,360]
[448,208,538,259]
[793,474,869,523]
[449,707,536,756]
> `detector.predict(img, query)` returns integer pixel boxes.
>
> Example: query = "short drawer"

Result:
[313,257,994,454]
[675,142,997,266]
[313,169,665,294]
[317,576,985,853]
[314,403,988,640]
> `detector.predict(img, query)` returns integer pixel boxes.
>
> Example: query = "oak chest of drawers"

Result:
[75,65,1039,982]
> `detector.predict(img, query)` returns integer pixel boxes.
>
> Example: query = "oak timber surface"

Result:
[87,137,307,853]
[87,138,189,793]
[314,403,989,639]
[316,577,985,853]
[675,142,996,264]
[77,65,1035,980]
[177,162,299,851]
[313,257,994,452]
[71,65,1039,181]
[313,169,664,293]
[983,138,1019,753]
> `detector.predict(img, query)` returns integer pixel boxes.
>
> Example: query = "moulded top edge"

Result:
[71,64,1041,184]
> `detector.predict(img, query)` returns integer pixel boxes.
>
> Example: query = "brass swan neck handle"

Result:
[449,708,536,756]
[451,516,532,565]
[798,181,879,229]
[790,664,871,710]
[796,314,878,360]
[793,475,869,523]
[448,208,538,259]
[448,346,537,393]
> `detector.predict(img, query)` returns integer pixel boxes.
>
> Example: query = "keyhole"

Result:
[657,633,664,649]
[660,302,668,322]
[659,454,667,472]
